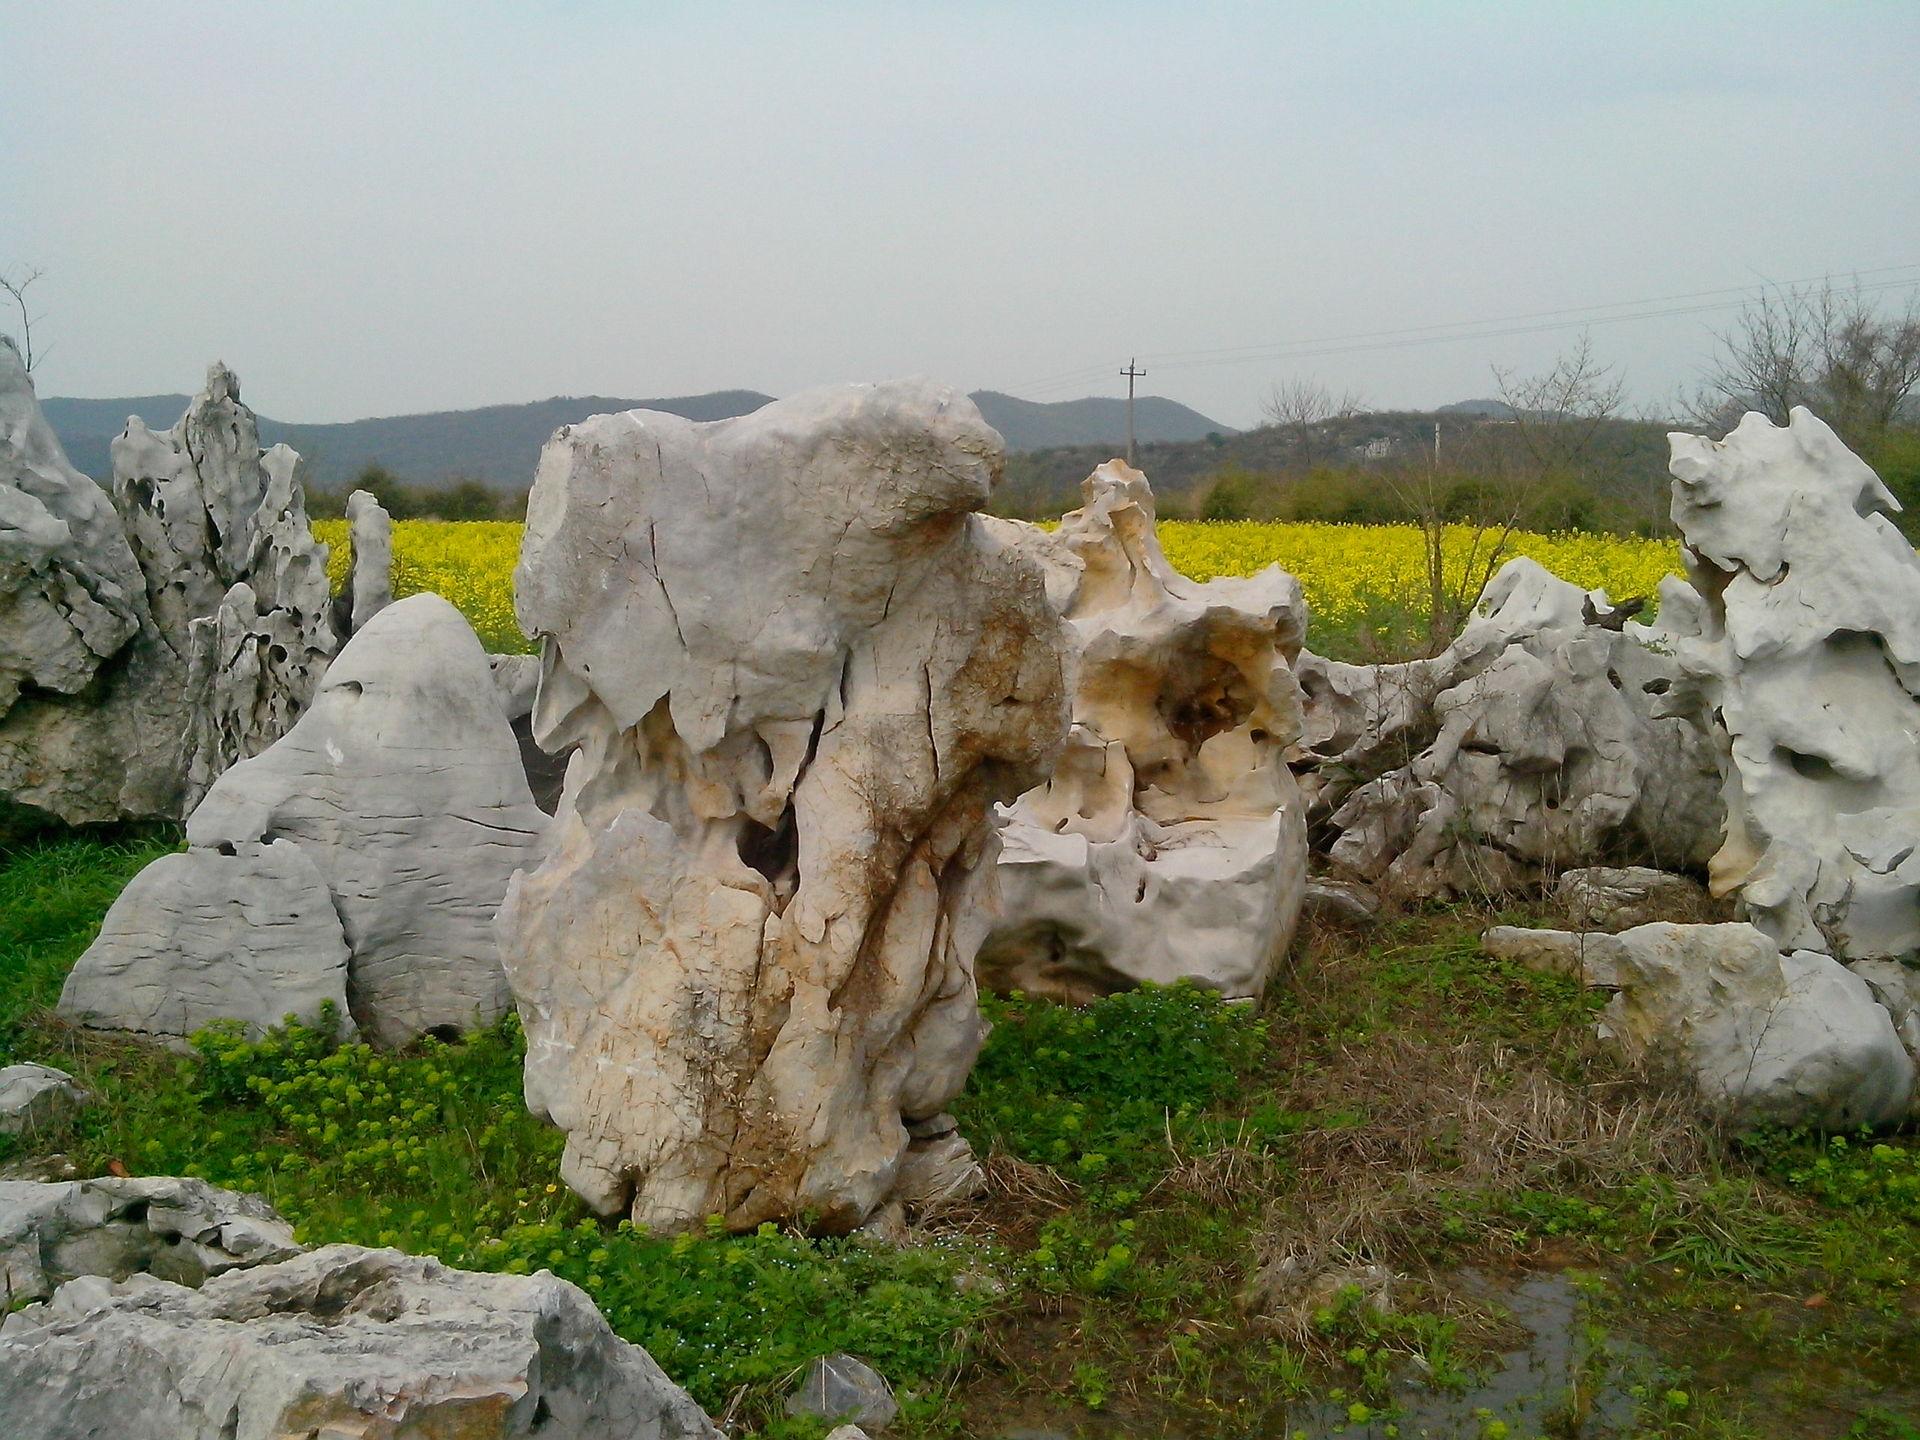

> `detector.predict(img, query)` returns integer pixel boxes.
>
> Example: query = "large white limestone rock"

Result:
[344,486,394,633]
[0,1243,721,1440]
[0,356,336,823]
[63,595,545,1048]
[1659,409,1920,965]
[499,380,1070,1234]
[978,461,1309,1002]
[1299,557,1722,898]
[0,1176,301,1307]
[1481,921,1914,1127]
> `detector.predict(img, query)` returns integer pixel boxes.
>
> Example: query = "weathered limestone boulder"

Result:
[345,486,394,631]
[59,841,354,1042]
[1554,865,1716,931]
[978,460,1309,1002]
[0,354,336,822]
[0,1243,721,1439]
[0,339,144,715]
[1659,409,1920,964]
[0,1176,300,1307]
[63,595,544,1047]
[1482,922,1914,1127]
[786,1353,899,1431]
[500,380,1070,1234]
[1299,557,1721,898]
[489,651,569,813]
[0,1066,89,1139]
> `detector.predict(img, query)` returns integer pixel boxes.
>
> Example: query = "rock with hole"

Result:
[499,380,1069,1233]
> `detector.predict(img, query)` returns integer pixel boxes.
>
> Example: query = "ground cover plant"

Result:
[314,518,1684,660]
[3,831,1915,1437]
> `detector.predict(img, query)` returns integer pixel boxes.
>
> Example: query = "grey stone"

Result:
[499,381,1069,1233]
[785,1352,899,1430]
[1487,922,1914,1127]
[0,1242,720,1439]
[1302,877,1381,924]
[1555,866,1714,931]
[1299,557,1722,900]
[0,1065,89,1140]
[60,841,354,1043]
[0,354,336,824]
[0,1175,300,1307]
[344,487,393,631]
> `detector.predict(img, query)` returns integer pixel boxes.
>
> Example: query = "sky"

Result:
[5,1,1918,429]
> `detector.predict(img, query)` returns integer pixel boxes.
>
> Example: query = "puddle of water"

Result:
[1289,1271,1651,1439]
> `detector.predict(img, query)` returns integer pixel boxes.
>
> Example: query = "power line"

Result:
[1009,261,1920,398]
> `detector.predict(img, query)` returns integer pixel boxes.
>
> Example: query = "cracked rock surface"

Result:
[499,380,1070,1234]
[0,351,335,823]
[0,1243,720,1440]
[1659,408,1920,965]
[63,594,545,1047]
[0,1066,90,1140]
[0,1175,301,1307]
[979,460,1309,1002]
[1299,557,1721,899]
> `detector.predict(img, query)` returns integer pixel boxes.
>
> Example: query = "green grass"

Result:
[2,832,1916,1438]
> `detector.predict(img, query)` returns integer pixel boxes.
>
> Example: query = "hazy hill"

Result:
[42,386,1232,489]
[968,391,1227,450]
[39,389,775,490]
[996,409,1675,524]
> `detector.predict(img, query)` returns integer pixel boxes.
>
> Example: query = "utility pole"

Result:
[1121,358,1147,465]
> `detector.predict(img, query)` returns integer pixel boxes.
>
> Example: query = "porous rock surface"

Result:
[979,460,1309,1002]
[0,1175,300,1307]
[0,350,335,822]
[1483,922,1914,1127]
[63,594,545,1047]
[0,1243,720,1440]
[1298,557,1721,898]
[499,380,1070,1234]
[1659,409,1920,964]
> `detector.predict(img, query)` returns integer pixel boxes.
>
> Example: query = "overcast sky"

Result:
[6,1,1918,428]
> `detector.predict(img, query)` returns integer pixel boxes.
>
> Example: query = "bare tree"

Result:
[1385,335,1624,653]
[0,265,47,373]
[1690,279,1920,451]
[1263,377,1365,470]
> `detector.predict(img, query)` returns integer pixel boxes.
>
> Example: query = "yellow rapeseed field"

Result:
[315,518,1683,658]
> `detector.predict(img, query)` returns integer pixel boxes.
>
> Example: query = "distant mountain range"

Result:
[40,386,1231,491]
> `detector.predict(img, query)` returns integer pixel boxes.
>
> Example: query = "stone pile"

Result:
[1298,556,1722,899]
[499,380,1070,1234]
[979,460,1309,1002]
[62,594,544,1047]
[0,1241,719,1439]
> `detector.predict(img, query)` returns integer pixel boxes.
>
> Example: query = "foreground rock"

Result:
[979,461,1309,1002]
[501,380,1069,1233]
[0,1243,720,1439]
[0,1176,300,1306]
[342,486,394,634]
[1660,409,1920,965]
[0,1066,89,1140]
[0,350,336,822]
[1298,558,1721,899]
[786,1353,899,1430]
[63,595,544,1046]
[1483,922,1914,1126]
